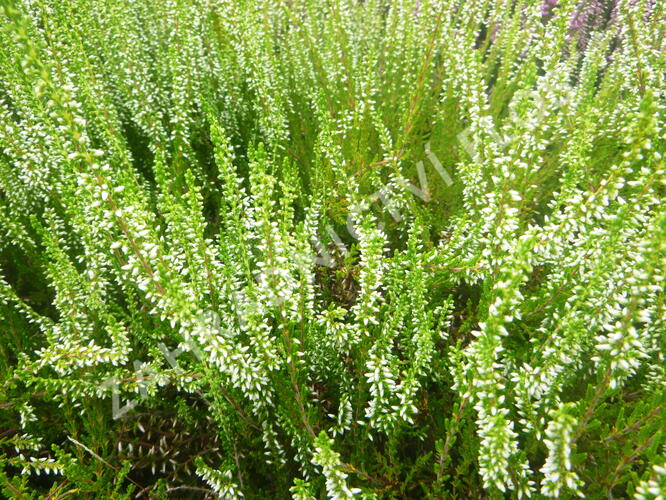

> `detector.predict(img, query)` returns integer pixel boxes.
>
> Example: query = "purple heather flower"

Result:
[541,0,622,49]
[541,0,559,21]
[569,0,607,47]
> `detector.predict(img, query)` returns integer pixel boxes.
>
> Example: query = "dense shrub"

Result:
[0,0,664,498]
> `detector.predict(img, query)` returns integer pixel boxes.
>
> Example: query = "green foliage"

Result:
[0,0,664,498]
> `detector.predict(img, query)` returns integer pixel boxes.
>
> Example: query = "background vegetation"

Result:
[0,0,664,498]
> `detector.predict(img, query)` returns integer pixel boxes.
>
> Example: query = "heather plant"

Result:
[0,0,664,498]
